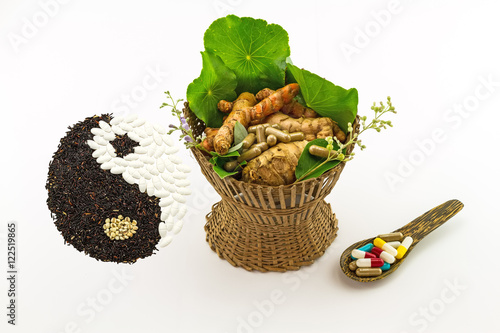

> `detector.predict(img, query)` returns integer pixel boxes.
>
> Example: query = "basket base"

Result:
[205,200,338,272]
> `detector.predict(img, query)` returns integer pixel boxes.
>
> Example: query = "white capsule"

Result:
[155,190,170,198]
[175,179,190,187]
[141,155,155,165]
[111,125,126,135]
[110,166,125,174]
[147,145,157,157]
[158,235,173,248]
[123,172,135,185]
[124,114,138,123]
[158,222,168,237]
[387,241,401,249]
[131,118,146,127]
[165,216,174,231]
[161,172,175,184]
[172,193,186,203]
[147,182,155,196]
[99,120,112,132]
[93,136,108,146]
[154,133,163,146]
[140,137,154,147]
[129,160,144,168]
[144,123,154,136]
[87,140,100,150]
[134,146,148,154]
[172,220,183,234]
[170,201,179,216]
[164,146,180,155]
[96,154,112,164]
[134,127,147,138]
[153,145,166,159]
[124,153,139,161]
[152,176,162,190]
[91,127,105,136]
[119,122,133,132]
[92,147,106,158]
[177,205,187,219]
[156,159,166,173]
[110,116,124,126]
[172,171,187,180]
[127,131,142,142]
[162,134,174,147]
[139,178,147,193]
[154,124,166,135]
[176,164,192,173]
[177,187,192,196]
[101,161,115,170]
[159,196,174,207]
[169,155,183,165]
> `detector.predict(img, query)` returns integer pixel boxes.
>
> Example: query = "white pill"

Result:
[110,117,123,126]
[147,182,155,196]
[139,178,147,193]
[99,120,112,132]
[112,158,127,167]
[130,169,141,179]
[92,147,106,158]
[93,136,108,146]
[142,171,152,180]
[106,144,117,157]
[96,154,112,164]
[152,176,162,190]
[172,193,186,203]
[124,114,138,123]
[140,137,154,147]
[158,235,173,248]
[154,133,163,146]
[101,161,115,170]
[111,125,126,135]
[153,145,166,159]
[148,165,159,176]
[162,135,174,147]
[91,127,105,136]
[170,201,179,216]
[124,153,139,161]
[134,146,148,154]
[176,164,192,173]
[154,124,166,135]
[129,160,144,168]
[144,123,154,136]
[123,172,135,185]
[172,171,187,180]
[141,155,155,165]
[87,140,100,150]
[175,179,190,187]
[127,131,142,142]
[161,172,175,184]
[131,118,146,127]
[120,122,133,132]
[165,216,174,231]
[173,220,183,234]
[134,128,147,138]
[177,205,187,219]
[103,132,116,141]
[160,210,169,221]
[165,184,177,193]
[169,155,183,165]
[158,222,168,237]
[156,159,165,173]
[110,166,125,174]
[159,197,174,207]
[155,190,170,198]
[164,146,180,155]
[165,160,176,173]
[147,145,157,157]
[177,187,192,196]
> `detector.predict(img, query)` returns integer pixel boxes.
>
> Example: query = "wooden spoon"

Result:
[340,199,464,282]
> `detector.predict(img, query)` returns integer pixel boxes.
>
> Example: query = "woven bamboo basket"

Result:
[184,103,359,272]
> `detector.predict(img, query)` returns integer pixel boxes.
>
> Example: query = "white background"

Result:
[1,0,499,332]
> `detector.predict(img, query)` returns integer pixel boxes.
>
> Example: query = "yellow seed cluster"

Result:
[103,215,138,240]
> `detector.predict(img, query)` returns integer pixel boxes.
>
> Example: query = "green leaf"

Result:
[233,121,248,146]
[209,151,246,179]
[204,15,290,94]
[227,141,244,154]
[295,139,342,182]
[286,63,358,132]
[186,51,237,128]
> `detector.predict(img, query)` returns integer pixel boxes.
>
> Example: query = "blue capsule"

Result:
[351,243,374,259]
[380,262,391,271]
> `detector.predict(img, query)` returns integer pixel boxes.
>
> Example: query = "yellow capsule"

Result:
[396,236,413,259]
[373,237,398,257]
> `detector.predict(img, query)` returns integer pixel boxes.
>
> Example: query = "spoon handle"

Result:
[394,199,464,244]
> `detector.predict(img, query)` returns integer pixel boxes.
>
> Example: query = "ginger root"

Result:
[213,84,300,155]
[241,140,307,186]
[256,87,318,118]
[264,112,346,143]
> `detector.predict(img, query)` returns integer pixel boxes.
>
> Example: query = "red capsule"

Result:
[351,249,376,259]
[356,258,385,268]
[371,247,383,257]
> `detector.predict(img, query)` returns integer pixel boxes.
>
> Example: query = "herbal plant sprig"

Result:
[160,91,201,149]
[295,97,396,183]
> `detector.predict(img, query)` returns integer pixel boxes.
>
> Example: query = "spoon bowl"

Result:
[340,199,464,282]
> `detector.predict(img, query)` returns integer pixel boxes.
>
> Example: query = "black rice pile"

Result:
[46,115,162,263]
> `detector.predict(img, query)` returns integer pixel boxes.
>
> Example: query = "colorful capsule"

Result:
[371,247,396,264]
[380,262,391,271]
[356,268,382,277]
[351,249,376,259]
[351,243,374,259]
[356,258,385,268]
[396,236,413,259]
[377,232,403,242]
[387,241,401,249]
[373,237,398,257]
